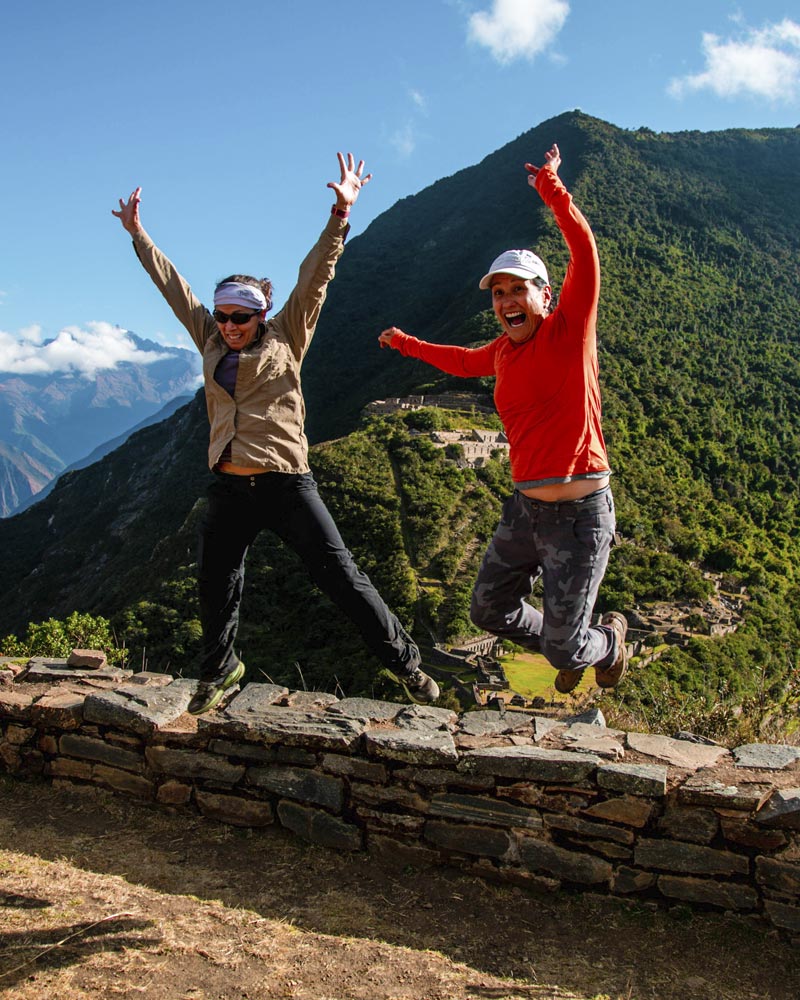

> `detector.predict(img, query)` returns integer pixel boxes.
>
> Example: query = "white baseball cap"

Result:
[479,249,549,290]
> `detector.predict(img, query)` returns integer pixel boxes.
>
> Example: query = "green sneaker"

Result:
[188,660,245,716]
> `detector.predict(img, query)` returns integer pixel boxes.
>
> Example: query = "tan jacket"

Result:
[132,214,349,472]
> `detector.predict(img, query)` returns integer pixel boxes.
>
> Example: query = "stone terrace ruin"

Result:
[1,654,798,941]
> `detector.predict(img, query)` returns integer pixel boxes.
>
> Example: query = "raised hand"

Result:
[524,143,561,187]
[112,187,143,235]
[378,326,403,349]
[327,152,372,210]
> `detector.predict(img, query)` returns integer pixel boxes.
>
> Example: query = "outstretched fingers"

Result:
[524,143,561,183]
[544,143,561,170]
[328,152,372,207]
[354,157,372,186]
[111,186,142,234]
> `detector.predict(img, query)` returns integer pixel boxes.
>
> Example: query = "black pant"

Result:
[196,470,419,681]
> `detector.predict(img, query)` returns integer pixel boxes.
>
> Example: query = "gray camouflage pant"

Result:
[470,486,617,672]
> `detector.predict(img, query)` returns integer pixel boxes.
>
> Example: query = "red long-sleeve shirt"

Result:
[388,165,609,489]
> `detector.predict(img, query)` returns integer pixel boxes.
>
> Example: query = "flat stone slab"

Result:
[764,900,800,935]
[565,708,607,728]
[518,836,612,885]
[565,721,625,739]
[83,679,196,735]
[365,727,458,765]
[67,649,107,669]
[635,838,749,876]
[558,723,625,761]
[278,800,363,852]
[626,732,729,770]
[532,717,562,741]
[146,746,245,784]
[222,683,290,714]
[462,746,600,783]
[597,762,668,797]
[394,704,458,730]
[0,691,36,720]
[756,788,800,828]
[247,764,344,811]
[429,792,542,830]
[678,771,773,811]
[425,819,512,859]
[215,705,365,751]
[756,856,800,895]
[125,672,174,687]
[733,744,800,770]
[657,874,759,912]
[282,691,340,710]
[327,698,404,721]
[458,710,536,737]
[30,692,86,729]
[558,736,624,761]
[24,658,132,684]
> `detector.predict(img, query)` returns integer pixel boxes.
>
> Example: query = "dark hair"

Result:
[531,276,556,315]
[215,274,273,313]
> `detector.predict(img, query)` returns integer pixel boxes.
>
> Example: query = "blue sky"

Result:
[1,0,798,374]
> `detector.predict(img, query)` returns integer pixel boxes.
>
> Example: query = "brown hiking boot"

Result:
[595,612,628,689]
[384,663,440,704]
[554,668,584,694]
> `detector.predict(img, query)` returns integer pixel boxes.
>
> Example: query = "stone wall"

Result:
[1,658,799,940]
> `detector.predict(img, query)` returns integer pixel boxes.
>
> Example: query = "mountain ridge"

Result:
[0,332,201,516]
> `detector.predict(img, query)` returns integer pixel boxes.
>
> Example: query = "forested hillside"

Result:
[1,112,798,739]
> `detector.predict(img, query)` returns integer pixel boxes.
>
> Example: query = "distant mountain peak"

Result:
[0,332,201,517]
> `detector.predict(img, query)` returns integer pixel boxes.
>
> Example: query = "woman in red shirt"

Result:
[379,144,627,694]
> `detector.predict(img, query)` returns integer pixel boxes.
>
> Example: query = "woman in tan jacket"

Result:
[113,153,438,713]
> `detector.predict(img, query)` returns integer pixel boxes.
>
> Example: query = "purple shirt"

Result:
[214,351,240,464]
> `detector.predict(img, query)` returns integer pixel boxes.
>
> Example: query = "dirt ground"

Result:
[0,776,797,1000]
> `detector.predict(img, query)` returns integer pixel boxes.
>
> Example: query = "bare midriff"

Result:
[216,462,269,476]
[519,476,609,502]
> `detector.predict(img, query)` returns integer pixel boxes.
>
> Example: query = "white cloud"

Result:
[669,19,800,101]
[409,88,427,111]
[387,90,427,160]
[389,123,417,158]
[467,0,569,65]
[153,330,195,351]
[0,321,171,377]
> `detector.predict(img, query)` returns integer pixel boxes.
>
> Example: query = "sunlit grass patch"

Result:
[500,651,595,700]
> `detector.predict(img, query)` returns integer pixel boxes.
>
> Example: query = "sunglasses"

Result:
[213,309,259,325]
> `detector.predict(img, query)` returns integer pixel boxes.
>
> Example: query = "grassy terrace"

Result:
[499,650,595,702]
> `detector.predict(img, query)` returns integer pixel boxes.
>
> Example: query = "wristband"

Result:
[331,205,350,219]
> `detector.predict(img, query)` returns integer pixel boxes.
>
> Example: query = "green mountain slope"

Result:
[0,392,211,630]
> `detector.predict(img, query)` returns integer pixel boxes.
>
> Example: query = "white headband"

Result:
[213,282,267,311]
